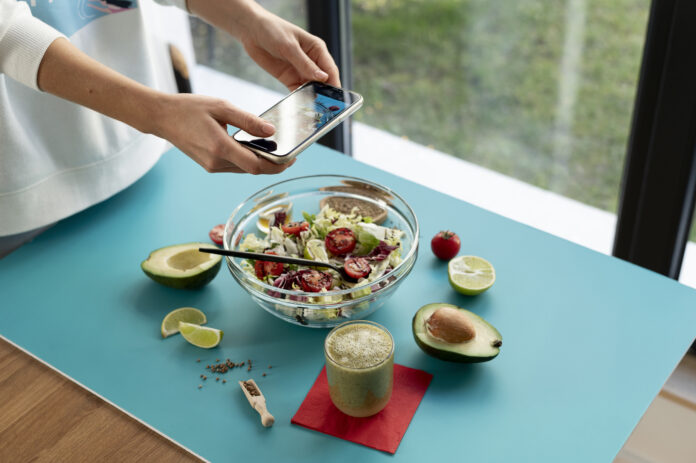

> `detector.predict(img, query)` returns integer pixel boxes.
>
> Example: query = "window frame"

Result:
[306,0,354,156]
[613,0,696,280]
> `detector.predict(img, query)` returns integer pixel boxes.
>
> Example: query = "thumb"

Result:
[213,101,275,137]
[287,44,329,82]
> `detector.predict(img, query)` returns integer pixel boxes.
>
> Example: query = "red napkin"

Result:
[291,364,433,454]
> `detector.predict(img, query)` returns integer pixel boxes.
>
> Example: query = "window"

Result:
[189,0,696,276]
[350,0,650,217]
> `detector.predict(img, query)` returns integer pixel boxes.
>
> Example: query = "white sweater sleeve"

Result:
[0,0,65,91]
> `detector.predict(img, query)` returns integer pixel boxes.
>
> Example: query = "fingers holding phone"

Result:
[154,94,293,175]
[233,81,363,164]
[211,100,276,139]
[216,137,295,175]
[209,100,297,174]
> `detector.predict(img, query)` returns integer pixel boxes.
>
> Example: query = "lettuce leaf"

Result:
[240,234,268,252]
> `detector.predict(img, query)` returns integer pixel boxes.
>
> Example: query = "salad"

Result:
[238,205,404,302]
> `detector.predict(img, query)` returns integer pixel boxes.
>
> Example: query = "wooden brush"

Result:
[239,379,274,427]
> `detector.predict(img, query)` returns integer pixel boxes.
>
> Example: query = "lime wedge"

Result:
[179,322,223,348]
[161,307,207,338]
[448,256,496,295]
[304,239,329,263]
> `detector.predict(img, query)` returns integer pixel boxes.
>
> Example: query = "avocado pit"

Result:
[425,306,476,343]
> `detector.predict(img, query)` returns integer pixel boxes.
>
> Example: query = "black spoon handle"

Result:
[198,247,338,271]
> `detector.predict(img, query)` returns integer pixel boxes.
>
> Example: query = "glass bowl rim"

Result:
[222,174,420,298]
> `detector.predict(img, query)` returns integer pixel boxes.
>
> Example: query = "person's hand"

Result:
[188,0,341,91]
[152,93,293,174]
[240,11,341,90]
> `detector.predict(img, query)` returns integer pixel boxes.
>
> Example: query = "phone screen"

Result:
[234,82,355,156]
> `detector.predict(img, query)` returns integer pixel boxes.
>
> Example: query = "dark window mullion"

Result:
[613,0,696,279]
[306,0,353,155]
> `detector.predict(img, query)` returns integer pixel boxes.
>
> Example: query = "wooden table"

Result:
[0,338,199,461]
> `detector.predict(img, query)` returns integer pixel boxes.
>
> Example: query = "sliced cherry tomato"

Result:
[344,257,371,280]
[254,251,284,279]
[282,221,309,236]
[209,224,225,245]
[325,228,356,256]
[297,269,333,292]
[254,261,264,279]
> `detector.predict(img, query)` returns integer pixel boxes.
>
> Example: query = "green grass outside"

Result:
[351,0,648,214]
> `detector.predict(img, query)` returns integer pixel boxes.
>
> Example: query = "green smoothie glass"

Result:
[324,320,395,417]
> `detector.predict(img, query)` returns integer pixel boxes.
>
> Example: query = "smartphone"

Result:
[233,81,363,164]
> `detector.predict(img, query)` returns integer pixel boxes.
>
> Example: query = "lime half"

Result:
[448,256,496,295]
[179,322,223,348]
[161,307,207,338]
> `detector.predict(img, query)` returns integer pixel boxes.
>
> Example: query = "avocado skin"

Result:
[411,326,499,363]
[142,258,221,289]
[411,304,501,363]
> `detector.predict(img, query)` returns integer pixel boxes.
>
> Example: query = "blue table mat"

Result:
[2,145,696,462]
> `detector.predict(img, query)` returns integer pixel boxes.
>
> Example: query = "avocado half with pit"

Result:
[141,243,222,289]
[412,303,502,363]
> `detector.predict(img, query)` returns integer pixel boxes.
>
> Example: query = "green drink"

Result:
[324,320,394,417]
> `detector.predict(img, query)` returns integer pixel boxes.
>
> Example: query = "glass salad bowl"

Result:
[223,175,419,328]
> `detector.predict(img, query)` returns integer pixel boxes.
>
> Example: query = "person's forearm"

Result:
[37,38,164,135]
[188,0,265,40]
[34,36,290,176]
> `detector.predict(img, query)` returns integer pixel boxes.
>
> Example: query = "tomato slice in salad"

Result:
[282,221,309,236]
[297,269,333,292]
[254,252,284,279]
[209,224,225,245]
[344,257,371,280]
[325,228,356,256]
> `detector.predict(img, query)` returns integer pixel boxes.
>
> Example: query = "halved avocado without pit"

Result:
[412,303,502,363]
[141,242,222,289]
